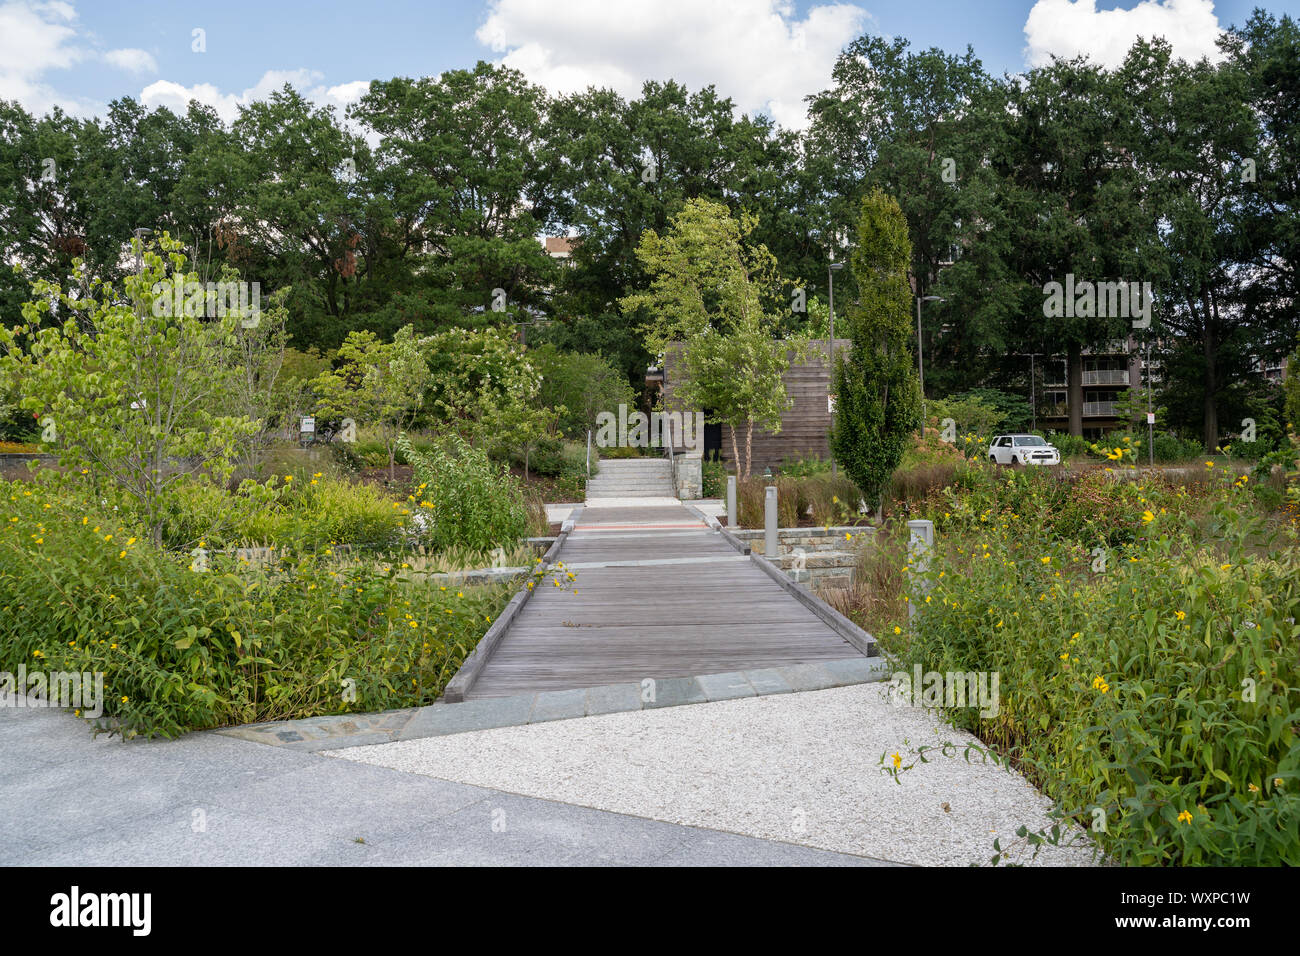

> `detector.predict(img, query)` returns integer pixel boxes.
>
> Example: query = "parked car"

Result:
[988,434,1061,466]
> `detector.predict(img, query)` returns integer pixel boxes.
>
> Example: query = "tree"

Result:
[0,235,258,546]
[228,87,375,348]
[544,81,811,385]
[830,189,922,507]
[680,327,793,478]
[620,199,794,478]
[422,325,554,476]
[807,36,998,394]
[1123,40,1261,450]
[1287,335,1300,432]
[351,64,558,330]
[221,282,294,472]
[1229,13,1300,389]
[531,344,636,440]
[312,326,430,480]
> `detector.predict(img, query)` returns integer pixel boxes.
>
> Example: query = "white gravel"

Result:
[332,683,1095,866]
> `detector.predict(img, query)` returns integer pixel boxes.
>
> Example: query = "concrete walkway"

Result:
[0,702,890,866]
[335,681,1096,866]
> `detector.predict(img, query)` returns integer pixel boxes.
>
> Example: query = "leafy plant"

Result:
[0,236,259,546]
[397,434,527,552]
[0,479,510,737]
[312,325,431,480]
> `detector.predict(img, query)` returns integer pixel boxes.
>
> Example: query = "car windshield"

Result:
[1014,436,1047,446]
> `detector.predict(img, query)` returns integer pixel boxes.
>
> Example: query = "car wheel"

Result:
[989,455,997,464]
[1011,456,1022,467]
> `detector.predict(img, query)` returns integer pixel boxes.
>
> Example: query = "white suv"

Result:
[988,434,1060,466]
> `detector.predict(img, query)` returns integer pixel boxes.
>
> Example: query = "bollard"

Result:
[765,485,778,558]
[726,474,737,529]
[906,519,934,620]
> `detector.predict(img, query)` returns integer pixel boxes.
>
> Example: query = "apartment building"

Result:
[1039,336,1157,439]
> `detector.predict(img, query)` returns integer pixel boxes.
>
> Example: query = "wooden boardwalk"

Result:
[465,503,867,699]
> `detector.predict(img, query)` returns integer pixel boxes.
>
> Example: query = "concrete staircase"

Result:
[585,457,675,499]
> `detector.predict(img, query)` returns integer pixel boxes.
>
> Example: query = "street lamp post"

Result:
[1145,338,1154,466]
[132,227,152,275]
[828,262,844,367]
[916,294,943,433]
[828,262,844,475]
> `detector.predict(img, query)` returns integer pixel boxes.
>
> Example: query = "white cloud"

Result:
[103,47,158,75]
[0,1,366,122]
[0,0,97,114]
[1023,0,1225,69]
[475,0,871,130]
[323,80,372,106]
[139,69,369,123]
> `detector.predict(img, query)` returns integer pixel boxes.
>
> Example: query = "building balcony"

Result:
[1042,401,1119,419]
[1045,369,1131,387]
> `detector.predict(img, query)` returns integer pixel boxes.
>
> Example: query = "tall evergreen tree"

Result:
[830,189,922,506]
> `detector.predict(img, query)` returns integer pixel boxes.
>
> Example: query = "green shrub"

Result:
[929,395,1005,442]
[531,345,637,439]
[506,437,589,484]
[398,435,528,552]
[1151,432,1205,462]
[0,480,510,737]
[1045,432,1091,459]
[596,444,648,459]
[158,474,407,551]
[779,453,831,478]
[881,482,1300,865]
[701,452,727,498]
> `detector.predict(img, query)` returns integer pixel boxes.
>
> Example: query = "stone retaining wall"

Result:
[731,525,872,592]
[0,453,56,480]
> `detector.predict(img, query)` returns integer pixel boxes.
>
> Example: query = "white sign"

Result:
[301,417,316,433]
[1146,412,1155,425]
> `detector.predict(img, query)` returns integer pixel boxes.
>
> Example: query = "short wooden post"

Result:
[765,485,778,557]
[907,519,934,620]
[726,475,737,529]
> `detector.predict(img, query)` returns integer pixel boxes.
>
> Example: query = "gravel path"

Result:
[333,682,1096,866]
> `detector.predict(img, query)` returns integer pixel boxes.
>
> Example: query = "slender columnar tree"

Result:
[830,188,922,508]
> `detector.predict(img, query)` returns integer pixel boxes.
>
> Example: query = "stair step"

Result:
[586,483,673,488]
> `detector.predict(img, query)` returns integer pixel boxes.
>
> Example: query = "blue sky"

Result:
[2,0,1297,128]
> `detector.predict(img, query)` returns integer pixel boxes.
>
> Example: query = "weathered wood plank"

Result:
[459,502,867,698]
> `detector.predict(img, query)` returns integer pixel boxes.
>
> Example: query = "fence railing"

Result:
[1082,401,1118,417]
[1045,369,1130,387]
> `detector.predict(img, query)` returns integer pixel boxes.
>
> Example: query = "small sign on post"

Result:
[1146,412,1155,425]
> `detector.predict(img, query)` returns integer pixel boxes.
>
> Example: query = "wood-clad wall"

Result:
[660,339,850,473]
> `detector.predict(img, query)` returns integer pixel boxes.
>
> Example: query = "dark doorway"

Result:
[704,416,721,459]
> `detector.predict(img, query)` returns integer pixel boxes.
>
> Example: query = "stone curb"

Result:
[749,551,878,660]
[213,659,893,752]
